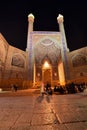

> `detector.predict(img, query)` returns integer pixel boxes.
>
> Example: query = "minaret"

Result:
[26,13,35,82]
[57,14,70,81]
[26,13,35,51]
[57,14,68,51]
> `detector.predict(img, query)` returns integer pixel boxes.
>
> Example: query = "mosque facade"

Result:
[0,14,87,90]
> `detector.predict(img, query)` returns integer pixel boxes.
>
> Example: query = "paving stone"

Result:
[0,121,13,127]
[33,103,52,114]
[52,105,71,114]
[11,123,30,130]
[30,125,53,130]
[77,104,87,110]
[31,113,58,125]
[83,121,87,129]
[0,127,10,130]
[52,124,68,130]
[0,111,5,121]
[2,111,20,122]
[15,112,32,124]
[33,107,52,114]
[0,89,87,129]
[65,122,87,130]
[56,112,80,123]
[77,111,87,121]
[34,103,51,108]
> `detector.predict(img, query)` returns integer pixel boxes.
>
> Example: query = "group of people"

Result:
[40,82,87,96]
[40,82,52,96]
[54,82,87,94]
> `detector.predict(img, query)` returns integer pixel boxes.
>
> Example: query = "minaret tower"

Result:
[57,14,68,51]
[26,13,35,82]
[26,13,35,50]
[57,14,70,81]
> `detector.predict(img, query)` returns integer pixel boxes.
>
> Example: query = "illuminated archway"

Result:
[43,61,50,69]
[42,61,52,84]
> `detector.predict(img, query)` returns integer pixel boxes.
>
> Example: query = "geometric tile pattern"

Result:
[34,38,61,65]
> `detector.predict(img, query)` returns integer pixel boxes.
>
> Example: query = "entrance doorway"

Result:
[43,69,52,84]
[42,61,52,85]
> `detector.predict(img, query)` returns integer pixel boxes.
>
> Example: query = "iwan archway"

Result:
[26,14,69,88]
[42,61,52,84]
[33,37,65,87]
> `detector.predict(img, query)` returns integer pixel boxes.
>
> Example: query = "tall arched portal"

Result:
[33,37,65,87]
[42,61,52,84]
[26,13,69,88]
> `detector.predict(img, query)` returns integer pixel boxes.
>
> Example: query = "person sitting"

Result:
[48,87,53,95]
[54,85,57,92]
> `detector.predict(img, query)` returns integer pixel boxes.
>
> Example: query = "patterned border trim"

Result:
[31,31,60,34]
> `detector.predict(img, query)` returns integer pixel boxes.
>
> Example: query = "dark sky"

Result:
[0,0,87,51]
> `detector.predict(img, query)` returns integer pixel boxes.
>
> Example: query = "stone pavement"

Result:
[0,89,87,130]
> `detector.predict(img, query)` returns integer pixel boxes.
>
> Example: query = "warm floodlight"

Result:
[44,61,50,69]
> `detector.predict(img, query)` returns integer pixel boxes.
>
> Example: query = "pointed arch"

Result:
[34,37,61,65]
[72,54,87,67]
[11,53,25,68]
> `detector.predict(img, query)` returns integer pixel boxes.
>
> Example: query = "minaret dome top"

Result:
[28,13,35,22]
[57,14,64,23]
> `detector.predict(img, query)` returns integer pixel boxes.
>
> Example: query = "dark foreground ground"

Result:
[0,89,87,130]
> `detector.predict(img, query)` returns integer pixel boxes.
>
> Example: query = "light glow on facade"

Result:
[43,61,50,69]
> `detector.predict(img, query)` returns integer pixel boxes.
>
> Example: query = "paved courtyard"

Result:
[0,89,87,130]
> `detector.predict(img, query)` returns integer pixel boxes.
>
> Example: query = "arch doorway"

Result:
[42,61,52,85]
[42,69,52,85]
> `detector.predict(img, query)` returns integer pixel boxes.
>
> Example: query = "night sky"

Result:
[0,1,87,51]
